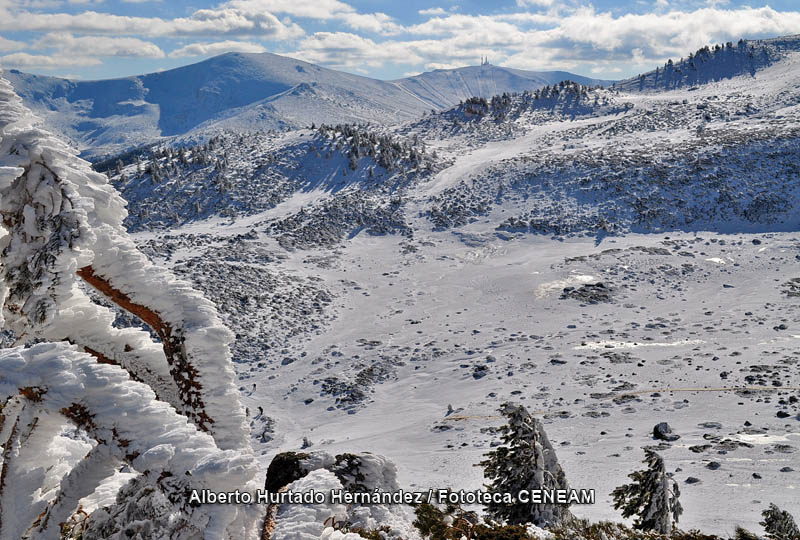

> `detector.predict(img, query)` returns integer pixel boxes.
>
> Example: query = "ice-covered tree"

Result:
[0,72,263,538]
[760,503,799,540]
[611,448,682,535]
[478,403,571,527]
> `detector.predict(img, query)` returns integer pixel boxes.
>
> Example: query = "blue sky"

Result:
[1,0,800,80]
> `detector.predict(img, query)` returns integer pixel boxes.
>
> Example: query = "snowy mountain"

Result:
[392,63,610,109]
[4,53,608,160]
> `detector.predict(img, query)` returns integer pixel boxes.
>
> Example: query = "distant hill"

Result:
[3,53,611,160]
[392,64,611,110]
[615,34,800,92]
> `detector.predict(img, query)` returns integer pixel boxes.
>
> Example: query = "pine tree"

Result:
[760,503,799,540]
[611,448,682,534]
[479,403,572,527]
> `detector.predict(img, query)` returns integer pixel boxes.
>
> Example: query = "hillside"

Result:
[4,54,607,160]
[615,34,800,92]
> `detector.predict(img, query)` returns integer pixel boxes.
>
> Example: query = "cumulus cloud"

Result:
[34,32,165,57]
[525,6,800,62]
[169,40,266,57]
[0,36,25,52]
[5,1,800,79]
[418,7,447,16]
[222,0,402,34]
[0,52,102,67]
[292,31,506,73]
[0,5,304,39]
[516,0,554,6]
[292,32,422,70]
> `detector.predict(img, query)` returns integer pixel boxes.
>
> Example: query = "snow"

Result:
[573,339,705,350]
[0,71,264,539]
[0,342,262,539]
[272,470,351,540]
[0,71,249,451]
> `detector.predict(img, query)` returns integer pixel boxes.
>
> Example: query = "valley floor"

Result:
[139,220,800,535]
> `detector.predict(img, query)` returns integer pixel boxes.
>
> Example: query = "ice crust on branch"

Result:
[0,342,262,540]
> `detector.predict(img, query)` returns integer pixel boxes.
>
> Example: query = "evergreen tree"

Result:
[479,403,571,527]
[611,448,682,534]
[760,504,799,540]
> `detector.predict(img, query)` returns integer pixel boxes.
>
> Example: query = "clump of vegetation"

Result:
[413,502,531,540]
[734,526,761,540]
[342,525,394,540]
[549,518,721,540]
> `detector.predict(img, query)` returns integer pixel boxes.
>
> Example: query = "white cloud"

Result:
[5,1,800,79]
[169,40,266,57]
[339,12,402,34]
[0,52,102,67]
[528,6,800,61]
[223,0,353,20]
[419,7,447,16]
[223,0,402,34]
[0,5,305,39]
[516,0,553,6]
[34,32,165,57]
[292,32,421,70]
[408,14,525,46]
[291,31,506,73]
[12,0,63,7]
[0,36,25,52]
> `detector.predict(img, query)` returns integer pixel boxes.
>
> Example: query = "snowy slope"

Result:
[615,34,800,92]
[4,54,607,160]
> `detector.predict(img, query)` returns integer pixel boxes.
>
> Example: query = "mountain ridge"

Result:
[3,52,610,160]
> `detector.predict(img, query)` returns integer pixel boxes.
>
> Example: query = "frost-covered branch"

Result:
[0,342,263,540]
